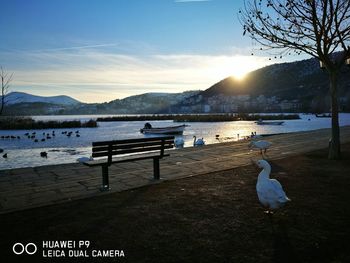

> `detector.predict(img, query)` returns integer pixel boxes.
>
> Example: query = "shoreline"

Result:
[0,125,350,171]
[0,117,97,130]
[96,113,300,122]
[1,126,350,215]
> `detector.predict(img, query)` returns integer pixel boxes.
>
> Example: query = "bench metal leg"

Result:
[101,165,110,191]
[153,157,160,180]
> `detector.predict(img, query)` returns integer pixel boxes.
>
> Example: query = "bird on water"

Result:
[193,136,205,147]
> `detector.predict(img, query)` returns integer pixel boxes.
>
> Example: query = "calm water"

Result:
[1,113,349,170]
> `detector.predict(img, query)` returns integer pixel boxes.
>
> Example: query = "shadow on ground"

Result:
[1,144,350,262]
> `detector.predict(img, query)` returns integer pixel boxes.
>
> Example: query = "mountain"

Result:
[176,56,350,113]
[6,92,81,106]
[3,91,200,115]
[105,91,200,113]
[202,57,350,99]
[62,91,201,115]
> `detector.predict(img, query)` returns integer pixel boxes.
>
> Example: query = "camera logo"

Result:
[13,243,37,255]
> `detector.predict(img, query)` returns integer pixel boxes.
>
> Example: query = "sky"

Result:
[0,0,303,103]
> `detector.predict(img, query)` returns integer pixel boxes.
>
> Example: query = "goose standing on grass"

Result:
[255,159,290,213]
[249,140,272,156]
[193,136,205,147]
[174,137,185,148]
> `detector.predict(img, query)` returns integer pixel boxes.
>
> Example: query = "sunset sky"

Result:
[0,0,304,103]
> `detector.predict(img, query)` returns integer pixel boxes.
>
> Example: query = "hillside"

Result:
[62,91,200,115]
[177,56,350,113]
[202,58,350,99]
[3,91,200,115]
[105,91,200,114]
[6,92,81,106]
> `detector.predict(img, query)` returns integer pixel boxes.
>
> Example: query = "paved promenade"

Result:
[1,126,350,214]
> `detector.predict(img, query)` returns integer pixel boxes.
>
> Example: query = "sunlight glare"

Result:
[210,56,270,81]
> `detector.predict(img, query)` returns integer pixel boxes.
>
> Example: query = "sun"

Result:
[231,64,250,80]
[210,55,270,81]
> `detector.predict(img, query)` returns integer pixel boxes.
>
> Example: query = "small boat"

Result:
[255,119,284,125]
[315,113,331,118]
[140,123,186,135]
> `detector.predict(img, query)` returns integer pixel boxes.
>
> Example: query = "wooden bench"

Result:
[83,136,175,191]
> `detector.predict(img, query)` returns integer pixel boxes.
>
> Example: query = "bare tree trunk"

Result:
[0,97,4,115]
[0,68,13,115]
[328,70,341,159]
[0,98,4,115]
[0,75,4,115]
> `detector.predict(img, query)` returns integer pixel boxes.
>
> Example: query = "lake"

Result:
[1,113,350,170]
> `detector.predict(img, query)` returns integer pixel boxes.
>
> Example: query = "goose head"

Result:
[257,159,270,169]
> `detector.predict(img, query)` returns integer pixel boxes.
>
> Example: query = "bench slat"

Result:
[92,144,173,158]
[92,140,174,152]
[84,152,170,167]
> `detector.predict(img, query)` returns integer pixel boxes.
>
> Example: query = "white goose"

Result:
[174,137,185,148]
[256,159,290,212]
[249,140,272,155]
[193,136,205,147]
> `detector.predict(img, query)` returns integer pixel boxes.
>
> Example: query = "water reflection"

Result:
[1,113,349,169]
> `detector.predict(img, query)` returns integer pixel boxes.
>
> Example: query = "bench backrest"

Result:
[91,136,175,163]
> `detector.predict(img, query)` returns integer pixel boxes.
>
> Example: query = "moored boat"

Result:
[255,119,284,125]
[140,123,187,135]
[315,113,331,118]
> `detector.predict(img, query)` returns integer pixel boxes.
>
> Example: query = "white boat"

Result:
[315,113,331,118]
[255,119,284,125]
[140,123,186,135]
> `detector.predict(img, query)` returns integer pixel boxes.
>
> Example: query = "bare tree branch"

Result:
[239,0,350,159]
[239,0,350,63]
[0,66,14,115]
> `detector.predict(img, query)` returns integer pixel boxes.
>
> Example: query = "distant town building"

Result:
[203,104,211,113]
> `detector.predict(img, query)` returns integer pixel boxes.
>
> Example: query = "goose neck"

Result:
[258,167,271,180]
